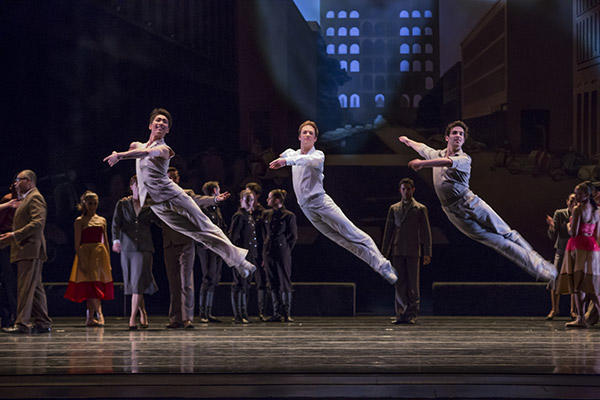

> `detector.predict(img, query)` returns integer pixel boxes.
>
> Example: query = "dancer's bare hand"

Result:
[103,151,120,167]
[545,215,554,228]
[269,158,286,169]
[0,232,14,242]
[215,192,231,202]
[423,255,431,266]
[398,136,410,145]
[112,242,121,253]
[408,159,423,171]
[6,199,20,209]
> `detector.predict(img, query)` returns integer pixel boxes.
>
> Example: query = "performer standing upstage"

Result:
[269,120,398,284]
[103,108,256,281]
[398,120,556,281]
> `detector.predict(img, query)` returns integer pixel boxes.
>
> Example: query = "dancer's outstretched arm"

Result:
[398,136,452,171]
[103,142,171,167]
[269,149,324,170]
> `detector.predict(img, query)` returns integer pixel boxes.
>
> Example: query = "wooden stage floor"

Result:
[0,316,599,399]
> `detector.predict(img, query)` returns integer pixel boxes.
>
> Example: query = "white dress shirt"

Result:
[281,146,326,207]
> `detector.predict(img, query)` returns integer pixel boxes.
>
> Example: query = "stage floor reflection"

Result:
[1,316,599,376]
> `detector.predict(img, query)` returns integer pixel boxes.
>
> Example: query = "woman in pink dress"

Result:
[557,181,600,328]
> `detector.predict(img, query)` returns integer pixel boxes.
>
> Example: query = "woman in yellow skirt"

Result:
[64,191,114,326]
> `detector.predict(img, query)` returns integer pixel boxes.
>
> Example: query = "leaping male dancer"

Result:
[399,120,556,281]
[269,121,398,284]
[103,108,256,278]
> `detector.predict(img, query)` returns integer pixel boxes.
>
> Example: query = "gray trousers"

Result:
[164,243,195,323]
[16,259,51,329]
[443,191,552,278]
[301,194,387,270]
[393,255,420,317]
[151,193,247,267]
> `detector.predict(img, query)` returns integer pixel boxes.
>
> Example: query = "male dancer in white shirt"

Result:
[398,120,556,281]
[103,108,255,279]
[269,121,398,284]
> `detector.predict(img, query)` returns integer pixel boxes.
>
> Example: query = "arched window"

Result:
[350,60,360,72]
[425,77,434,89]
[424,10,432,18]
[363,39,373,54]
[375,76,385,90]
[401,94,410,107]
[412,43,422,53]
[338,94,348,108]
[338,27,347,36]
[413,60,422,71]
[338,44,347,54]
[400,43,410,54]
[375,22,385,35]
[363,76,372,90]
[400,60,410,72]
[340,60,348,71]
[425,43,433,53]
[425,60,434,71]
[399,10,409,18]
[326,44,335,54]
[413,95,422,108]
[349,27,360,36]
[374,40,384,53]
[412,26,421,36]
[400,27,410,36]
[374,58,385,72]
[350,43,360,54]
[338,10,347,18]
[326,27,334,36]
[326,10,335,18]
[375,94,385,108]
[412,10,421,18]
[350,94,360,108]
[425,27,432,35]
[349,10,359,18]
[362,22,372,35]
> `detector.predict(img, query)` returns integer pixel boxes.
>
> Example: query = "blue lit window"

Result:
[413,95,422,107]
[349,10,359,18]
[412,10,421,18]
[338,10,347,18]
[400,43,410,54]
[425,77,433,89]
[326,27,334,36]
[400,60,410,72]
[413,60,422,71]
[326,10,334,18]
[349,27,360,36]
[412,43,421,53]
[424,10,432,18]
[350,44,360,54]
[340,60,348,71]
[350,60,360,72]
[425,60,433,71]
[375,94,385,108]
[412,26,421,36]
[350,94,360,108]
[338,27,347,36]
[338,94,348,108]
[400,27,410,36]
[399,10,409,18]
[338,44,347,54]
[425,27,432,35]
[425,43,433,53]
[327,44,335,54]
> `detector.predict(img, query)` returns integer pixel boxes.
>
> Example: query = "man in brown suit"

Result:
[382,178,432,325]
[0,170,52,333]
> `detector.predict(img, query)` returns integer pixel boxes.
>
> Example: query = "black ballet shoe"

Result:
[128,325,138,331]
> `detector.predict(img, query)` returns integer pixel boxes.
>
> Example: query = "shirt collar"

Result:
[18,188,34,200]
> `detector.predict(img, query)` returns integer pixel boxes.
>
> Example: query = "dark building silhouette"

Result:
[573,0,600,159]
[441,61,462,125]
[320,0,440,127]
[461,0,572,152]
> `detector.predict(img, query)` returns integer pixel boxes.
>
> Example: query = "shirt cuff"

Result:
[113,240,121,246]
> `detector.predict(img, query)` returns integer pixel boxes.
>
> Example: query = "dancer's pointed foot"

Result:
[535,260,557,282]
[235,260,256,279]
[565,317,587,328]
[545,310,557,320]
[377,260,398,284]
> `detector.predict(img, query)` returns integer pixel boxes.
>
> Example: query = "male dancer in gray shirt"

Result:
[269,120,397,284]
[398,120,556,281]
[103,108,255,279]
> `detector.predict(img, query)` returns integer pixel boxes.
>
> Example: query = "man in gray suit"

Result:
[382,178,432,325]
[0,170,52,334]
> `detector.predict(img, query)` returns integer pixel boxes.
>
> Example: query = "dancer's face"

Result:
[148,114,170,140]
[298,125,317,148]
[130,182,139,200]
[574,187,589,204]
[267,192,280,208]
[400,183,415,202]
[566,193,576,213]
[241,193,254,211]
[167,170,180,184]
[445,127,465,148]
[84,196,98,215]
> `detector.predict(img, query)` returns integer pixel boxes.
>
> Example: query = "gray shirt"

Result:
[416,143,471,206]
[281,146,326,207]
[135,139,185,206]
